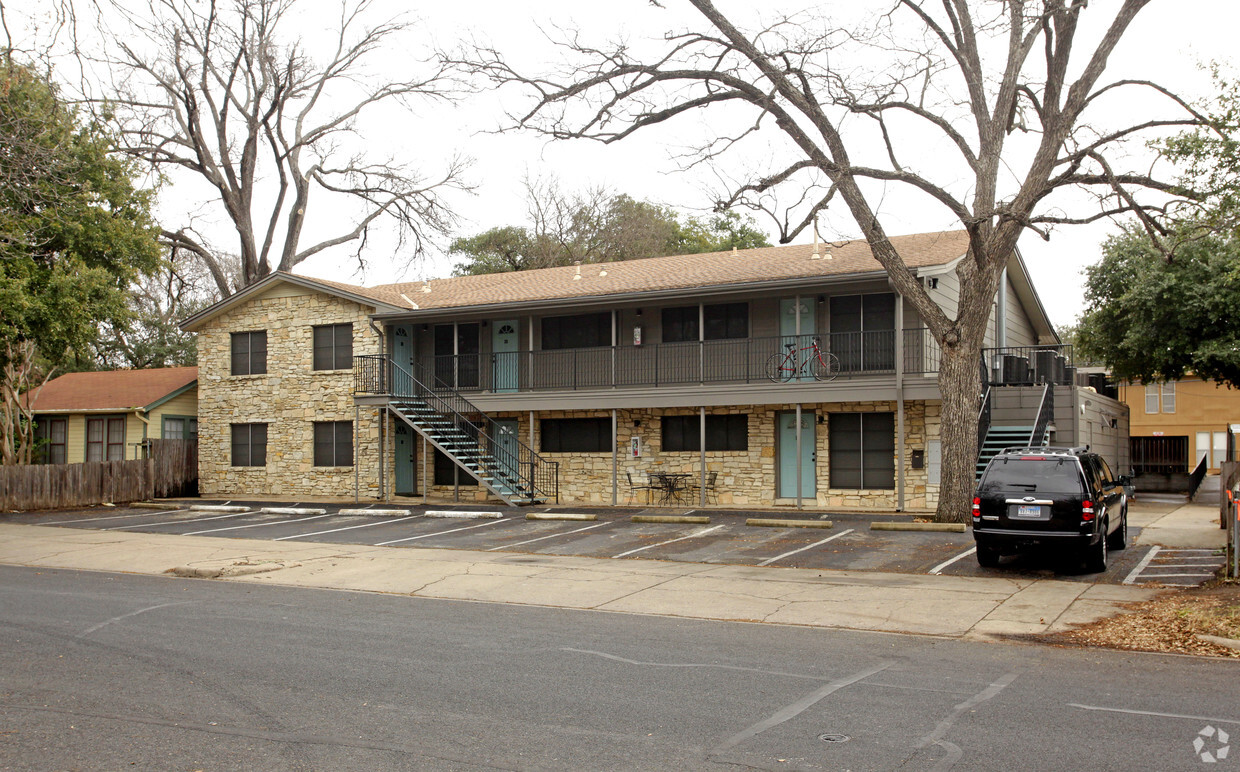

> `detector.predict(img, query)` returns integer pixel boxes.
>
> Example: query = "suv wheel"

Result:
[1106,507,1128,551]
[1083,523,1108,574]
[976,542,1001,568]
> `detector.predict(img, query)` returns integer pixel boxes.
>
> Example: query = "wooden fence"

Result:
[0,439,198,512]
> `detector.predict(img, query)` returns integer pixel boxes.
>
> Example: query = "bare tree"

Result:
[98,0,469,295]
[455,0,1199,522]
[0,341,53,466]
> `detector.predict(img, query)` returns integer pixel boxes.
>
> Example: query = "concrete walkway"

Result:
[0,521,1162,641]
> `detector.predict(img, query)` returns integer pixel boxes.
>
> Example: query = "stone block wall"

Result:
[197,290,383,498]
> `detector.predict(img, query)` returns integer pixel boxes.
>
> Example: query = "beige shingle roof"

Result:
[364,230,968,311]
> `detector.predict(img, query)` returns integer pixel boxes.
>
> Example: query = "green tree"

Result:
[0,55,161,461]
[1076,225,1240,387]
[451,181,770,276]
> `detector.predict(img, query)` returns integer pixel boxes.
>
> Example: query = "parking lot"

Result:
[6,499,1220,587]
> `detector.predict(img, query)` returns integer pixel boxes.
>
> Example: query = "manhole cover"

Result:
[818,734,850,744]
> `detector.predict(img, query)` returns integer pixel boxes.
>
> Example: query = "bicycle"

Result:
[766,337,840,382]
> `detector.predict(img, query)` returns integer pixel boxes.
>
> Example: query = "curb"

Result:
[338,509,412,517]
[1197,634,1240,652]
[259,507,327,516]
[130,502,183,511]
[632,515,711,524]
[166,560,299,579]
[871,522,968,533]
[747,518,834,529]
[527,513,597,521]
[189,505,251,513]
[426,510,504,519]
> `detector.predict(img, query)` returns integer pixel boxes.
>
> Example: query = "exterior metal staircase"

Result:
[354,355,558,506]
[976,383,1055,480]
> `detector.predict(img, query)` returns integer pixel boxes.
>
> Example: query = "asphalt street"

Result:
[0,564,1236,771]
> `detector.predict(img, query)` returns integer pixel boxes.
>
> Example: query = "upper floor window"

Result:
[313,323,353,371]
[662,303,749,343]
[1145,381,1176,414]
[313,420,353,467]
[231,423,267,467]
[34,417,67,465]
[231,331,267,375]
[661,414,748,452]
[542,313,610,350]
[86,416,126,462]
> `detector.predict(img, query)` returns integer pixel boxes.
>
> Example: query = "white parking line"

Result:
[929,545,978,575]
[375,518,510,546]
[487,522,608,551]
[42,509,189,525]
[759,529,856,567]
[184,513,334,536]
[273,515,421,541]
[104,511,254,531]
[613,524,726,558]
[1122,546,1160,585]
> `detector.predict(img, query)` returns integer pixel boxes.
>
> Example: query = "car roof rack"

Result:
[997,446,1087,456]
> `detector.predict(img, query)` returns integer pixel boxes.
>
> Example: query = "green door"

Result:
[492,320,519,393]
[394,423,416,496]
[777,411,816,499]
[779,298,816,381]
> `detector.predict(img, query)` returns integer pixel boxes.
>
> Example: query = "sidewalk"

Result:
[0,521,1160,641]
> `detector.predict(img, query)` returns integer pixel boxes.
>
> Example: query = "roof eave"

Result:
[143,380,199,412]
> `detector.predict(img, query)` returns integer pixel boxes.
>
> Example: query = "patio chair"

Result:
[625,471,657,505]
[688,471,718,504]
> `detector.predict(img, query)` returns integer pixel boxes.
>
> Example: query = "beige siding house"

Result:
[182,230,1099,510]
[26,367,198,464]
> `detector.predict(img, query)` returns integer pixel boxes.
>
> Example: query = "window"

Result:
[1144,384,1159,414]
[662,303,749,343]
[829,413,895,489]
[313,323,353,371]
[33,417,67,464]
[434,421,478,485]
[1145,381,1177,414]
[231,423,268,467]
[231,331,267,375]
[86,416,126,462]
[433,323,480,389]
[313,421,353,467]
[1161,381,1176,413]
[661,415,748,452]
[542,313,611,350]
[540,417,611,453]
[830,293,896,371]
[162,416,198,441]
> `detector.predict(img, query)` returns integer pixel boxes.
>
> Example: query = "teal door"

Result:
[394,423,416,495]
[777,411,816,499]
[390,323,414,393]
[492,320,519,393]
[779,298,816,381]
[494,419,520,485]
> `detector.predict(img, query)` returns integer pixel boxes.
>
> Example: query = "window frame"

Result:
[313,420,354,467]
[540,417,611,453]
[33,416,68,465]
[230,423,268,467]
[541,313,611,350]
[86,415,127,462]
[828,412,896,490]
[230,330,268,376]
[161,415,198,441]
[1160,381,1176,413]
[312,323,354,371]
[661,414,748,452]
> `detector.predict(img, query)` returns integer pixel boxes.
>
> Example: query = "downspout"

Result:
[135,409,150,460]
[370,319,386,501]
[995,267,1008,350]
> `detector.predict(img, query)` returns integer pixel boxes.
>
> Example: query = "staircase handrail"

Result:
[977,386,992,455]
[355,354,558,504]
[1030,382,1054,447]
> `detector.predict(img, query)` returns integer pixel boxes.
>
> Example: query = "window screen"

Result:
[661,415,748,451]
[829,413,895,489]
[540,417,611,452]
[313,421,353,467]
[313,324,353,371]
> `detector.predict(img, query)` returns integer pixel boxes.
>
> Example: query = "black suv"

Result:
[972,446,1129,572]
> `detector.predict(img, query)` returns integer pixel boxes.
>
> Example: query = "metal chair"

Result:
[625,471,657,505]
[688,471,718,504]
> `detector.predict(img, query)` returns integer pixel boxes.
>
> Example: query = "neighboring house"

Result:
[181,230,1124,509]
[23,367,199,464]
[1118,377,1239,475]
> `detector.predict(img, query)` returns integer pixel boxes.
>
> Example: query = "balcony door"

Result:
[492,320,519,393]
[779,298,816,382]
[830,293,895,372]
[434,323,480,390]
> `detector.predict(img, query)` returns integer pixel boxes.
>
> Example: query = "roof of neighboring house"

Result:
[23,367,198,413]
[181,230,973,330]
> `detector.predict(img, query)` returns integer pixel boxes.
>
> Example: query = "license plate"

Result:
[1014,504,1042,517]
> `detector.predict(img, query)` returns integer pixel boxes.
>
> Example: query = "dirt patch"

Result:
[1034,580,1240,658]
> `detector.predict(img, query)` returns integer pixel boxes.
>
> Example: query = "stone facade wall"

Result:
[197,289,383,498]
[404,402,940,509]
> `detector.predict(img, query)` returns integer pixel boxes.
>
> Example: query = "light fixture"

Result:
[635,309,642,317]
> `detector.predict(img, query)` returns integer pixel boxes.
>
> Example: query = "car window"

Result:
[980,457,1085,494]
[1097,457,1115,484]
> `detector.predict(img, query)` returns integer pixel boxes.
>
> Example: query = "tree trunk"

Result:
[934,337,984,523]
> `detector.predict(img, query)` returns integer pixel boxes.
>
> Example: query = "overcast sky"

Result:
[26,0,1234,330]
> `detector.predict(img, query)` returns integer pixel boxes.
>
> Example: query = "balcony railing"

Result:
[982,344,1075,387]
[424,330,941,393]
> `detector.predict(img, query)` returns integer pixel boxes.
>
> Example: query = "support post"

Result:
[896,292,905,511]
[354,405,360,503]
[795,403,803,511]
[611,409,618,506]
[700,406,707,507]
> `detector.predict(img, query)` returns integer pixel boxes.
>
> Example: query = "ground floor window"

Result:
[162,415,198,441]
[34,417,67,464]
[231,423,268,467]
[313,421,353,467]
[661,414,748,452]
[829,412,895,489]
[540,417,610,453]
[86,415,126,462]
